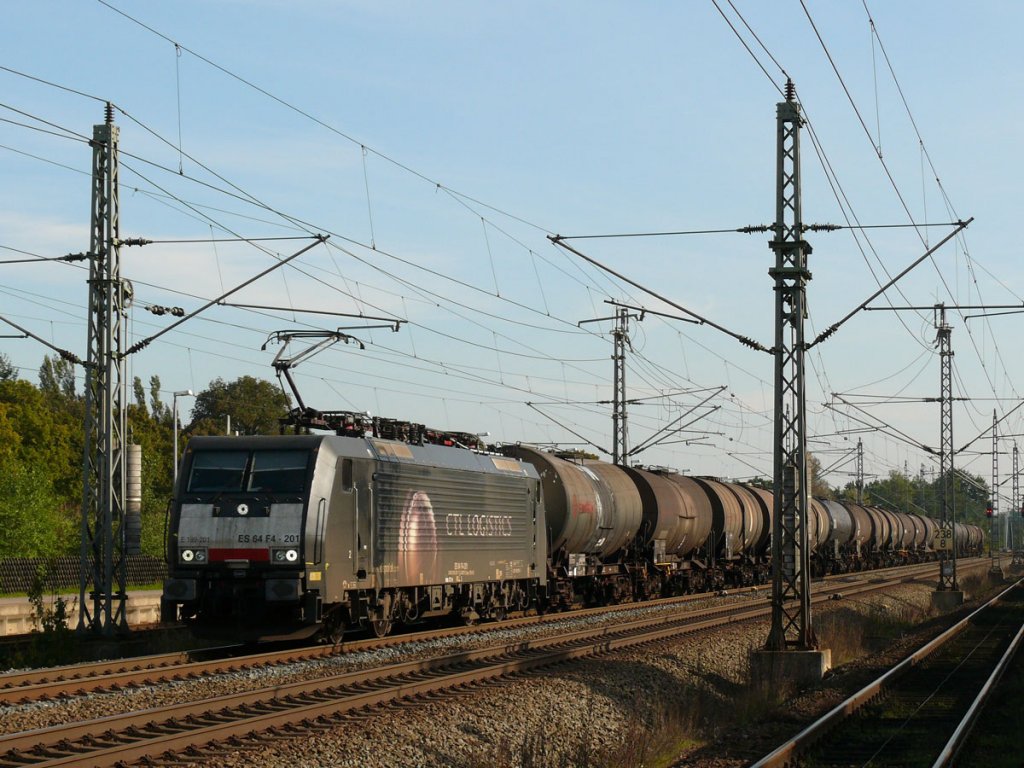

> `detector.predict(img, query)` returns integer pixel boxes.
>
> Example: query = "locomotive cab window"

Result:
[186,449,310,495]
[187,451,248,492]
[248,450,309,494]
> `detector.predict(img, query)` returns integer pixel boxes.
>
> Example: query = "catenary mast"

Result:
[78,104,129,635]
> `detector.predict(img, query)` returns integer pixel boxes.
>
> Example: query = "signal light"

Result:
[986,501,993,518]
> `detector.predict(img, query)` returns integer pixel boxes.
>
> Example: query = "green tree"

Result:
[0,378,80,502]
[127,403,174,558]
[0,458,74,558]
[38,354,76,399]
[808,453,832,499]
[746,476,772,491]
[149,375,169,423]
[0,352,17,382]
[854,466,989,525]
[133,376,147,412]
[188,376,290,436]
[0,389,76,559]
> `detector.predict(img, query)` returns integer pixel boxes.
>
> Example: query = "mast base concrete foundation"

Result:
[749,648,831,690]
[931,590,964,612]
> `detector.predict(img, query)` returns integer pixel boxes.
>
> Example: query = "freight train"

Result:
[161,418,984,641]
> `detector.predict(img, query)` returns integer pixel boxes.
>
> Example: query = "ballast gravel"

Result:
[1,571,998,767]
[0,591,747,734]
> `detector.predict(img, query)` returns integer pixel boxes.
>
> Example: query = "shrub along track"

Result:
[0,560,980,768]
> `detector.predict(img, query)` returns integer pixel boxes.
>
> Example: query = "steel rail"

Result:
[0,648,194,692]
[0,558,980,704]
[0,600,774,766]
[750,577,1024,768]
[0,571,943,767]
[0,585,756,702]
[931,605,1024,766]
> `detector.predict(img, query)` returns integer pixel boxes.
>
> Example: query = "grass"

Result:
[815,597,930,666]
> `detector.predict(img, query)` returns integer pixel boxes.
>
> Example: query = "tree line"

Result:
[0,352,288,561]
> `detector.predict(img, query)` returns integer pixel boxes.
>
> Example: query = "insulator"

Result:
[785,78,795,102]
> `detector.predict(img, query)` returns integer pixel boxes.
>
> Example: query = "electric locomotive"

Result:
[162,432,545,641]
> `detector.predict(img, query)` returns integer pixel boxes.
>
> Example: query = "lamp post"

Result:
[172,389,195,488]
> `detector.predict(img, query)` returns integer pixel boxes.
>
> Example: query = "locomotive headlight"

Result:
[274,549,286,562]
[180,548,207,564]
[285,548,298,562]
[272,548,300,563]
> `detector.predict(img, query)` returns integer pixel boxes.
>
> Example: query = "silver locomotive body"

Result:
[162,434,544,640]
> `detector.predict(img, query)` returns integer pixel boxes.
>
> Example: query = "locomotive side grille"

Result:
[374,466,532,552]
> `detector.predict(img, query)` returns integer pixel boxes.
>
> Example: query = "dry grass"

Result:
[814,597,929,666]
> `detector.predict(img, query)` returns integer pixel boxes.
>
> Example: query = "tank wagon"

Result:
[162,426,985,641]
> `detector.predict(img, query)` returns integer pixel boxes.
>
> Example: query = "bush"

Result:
[0,460,76,559]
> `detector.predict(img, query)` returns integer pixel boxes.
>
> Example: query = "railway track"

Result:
[0,559,961,705]
[0,562,973,768]
[751,576,1024,768]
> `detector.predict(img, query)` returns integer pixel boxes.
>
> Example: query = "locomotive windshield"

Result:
[248,450,309,493]
[187,449,310,495]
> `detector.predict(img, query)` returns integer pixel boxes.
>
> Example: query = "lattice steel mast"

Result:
[991,410,999,557]
[577,306,635,465]
[611,306,630,465]
[936,305,958,592]
[79,104,129,635]
[856,437,864,505]
[1013,443,1021,565]
[766,80,815,652]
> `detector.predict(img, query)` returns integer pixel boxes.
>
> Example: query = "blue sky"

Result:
[3,1,1023,503]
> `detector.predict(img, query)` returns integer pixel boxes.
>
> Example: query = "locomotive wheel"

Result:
[323,614,346,645]
[370,618,393,638]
